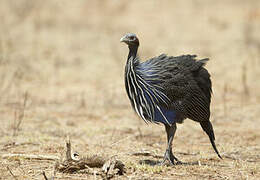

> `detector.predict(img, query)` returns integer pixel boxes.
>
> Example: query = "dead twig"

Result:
[55,140,125,178]
[177,151,199,156]
[42,168,56,180]
[242,63,250,97]
[223,155,239,161]
[1,141,39,151]
[12,91,28,136]
[109,135,134,148]
[42,171,49,180]
[66,139,76,161]
[79,91,86,109]
[102,156,125,177]
[131,151,152,156]
[136,127,143,139]
[56,139,105,173]
[6,166,18,180]
[1,153,59,161]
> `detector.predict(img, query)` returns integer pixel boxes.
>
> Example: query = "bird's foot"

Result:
[157,149,182,166]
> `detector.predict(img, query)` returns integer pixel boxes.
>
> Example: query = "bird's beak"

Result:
[120,36,127,43]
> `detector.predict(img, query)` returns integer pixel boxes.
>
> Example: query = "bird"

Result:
[120,33,222,165]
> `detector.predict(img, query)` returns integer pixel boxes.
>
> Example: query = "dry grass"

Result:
[0,0,260,179]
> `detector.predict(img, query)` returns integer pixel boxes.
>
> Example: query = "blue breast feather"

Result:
[139,80,176,125]
[154,104,176,125]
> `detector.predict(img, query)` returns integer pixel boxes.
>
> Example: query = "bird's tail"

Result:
[200,121,222,159]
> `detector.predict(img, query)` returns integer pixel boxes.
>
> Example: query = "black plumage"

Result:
[120,33,222,165]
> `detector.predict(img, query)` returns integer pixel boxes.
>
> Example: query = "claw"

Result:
[157,149,182,166]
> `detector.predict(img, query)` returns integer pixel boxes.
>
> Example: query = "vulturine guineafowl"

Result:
[120,33,222,165]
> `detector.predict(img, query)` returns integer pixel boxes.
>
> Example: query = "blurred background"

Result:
[0,0,260,179]
[1,0,260,107]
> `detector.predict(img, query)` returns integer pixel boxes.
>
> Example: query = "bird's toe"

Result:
[157,151,181,166]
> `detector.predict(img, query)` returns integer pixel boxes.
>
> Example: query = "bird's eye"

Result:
[129,36,135,40]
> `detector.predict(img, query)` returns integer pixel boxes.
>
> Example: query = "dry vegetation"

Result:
[0,0,260,179]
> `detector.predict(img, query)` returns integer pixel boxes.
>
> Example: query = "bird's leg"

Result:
[159,123,181,165]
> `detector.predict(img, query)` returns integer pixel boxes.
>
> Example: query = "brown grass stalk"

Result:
[12,91,28,136]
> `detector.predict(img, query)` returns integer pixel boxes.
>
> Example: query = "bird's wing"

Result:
[141,54,212,122]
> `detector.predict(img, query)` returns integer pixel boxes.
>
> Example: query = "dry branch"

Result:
[1,153,59,161]
[102,157,125,176]
[42,171,49,180]
[6,166,18,180]
[12,91,28,136]
[131,151,152,156]
[1,141,39,151]
[42,169,55,180]
[242,63,250,98]
[55,140,125,178]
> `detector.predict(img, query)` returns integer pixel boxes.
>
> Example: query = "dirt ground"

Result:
[0,0,260,179]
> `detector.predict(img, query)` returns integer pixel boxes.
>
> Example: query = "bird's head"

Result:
[120,33,139,47]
